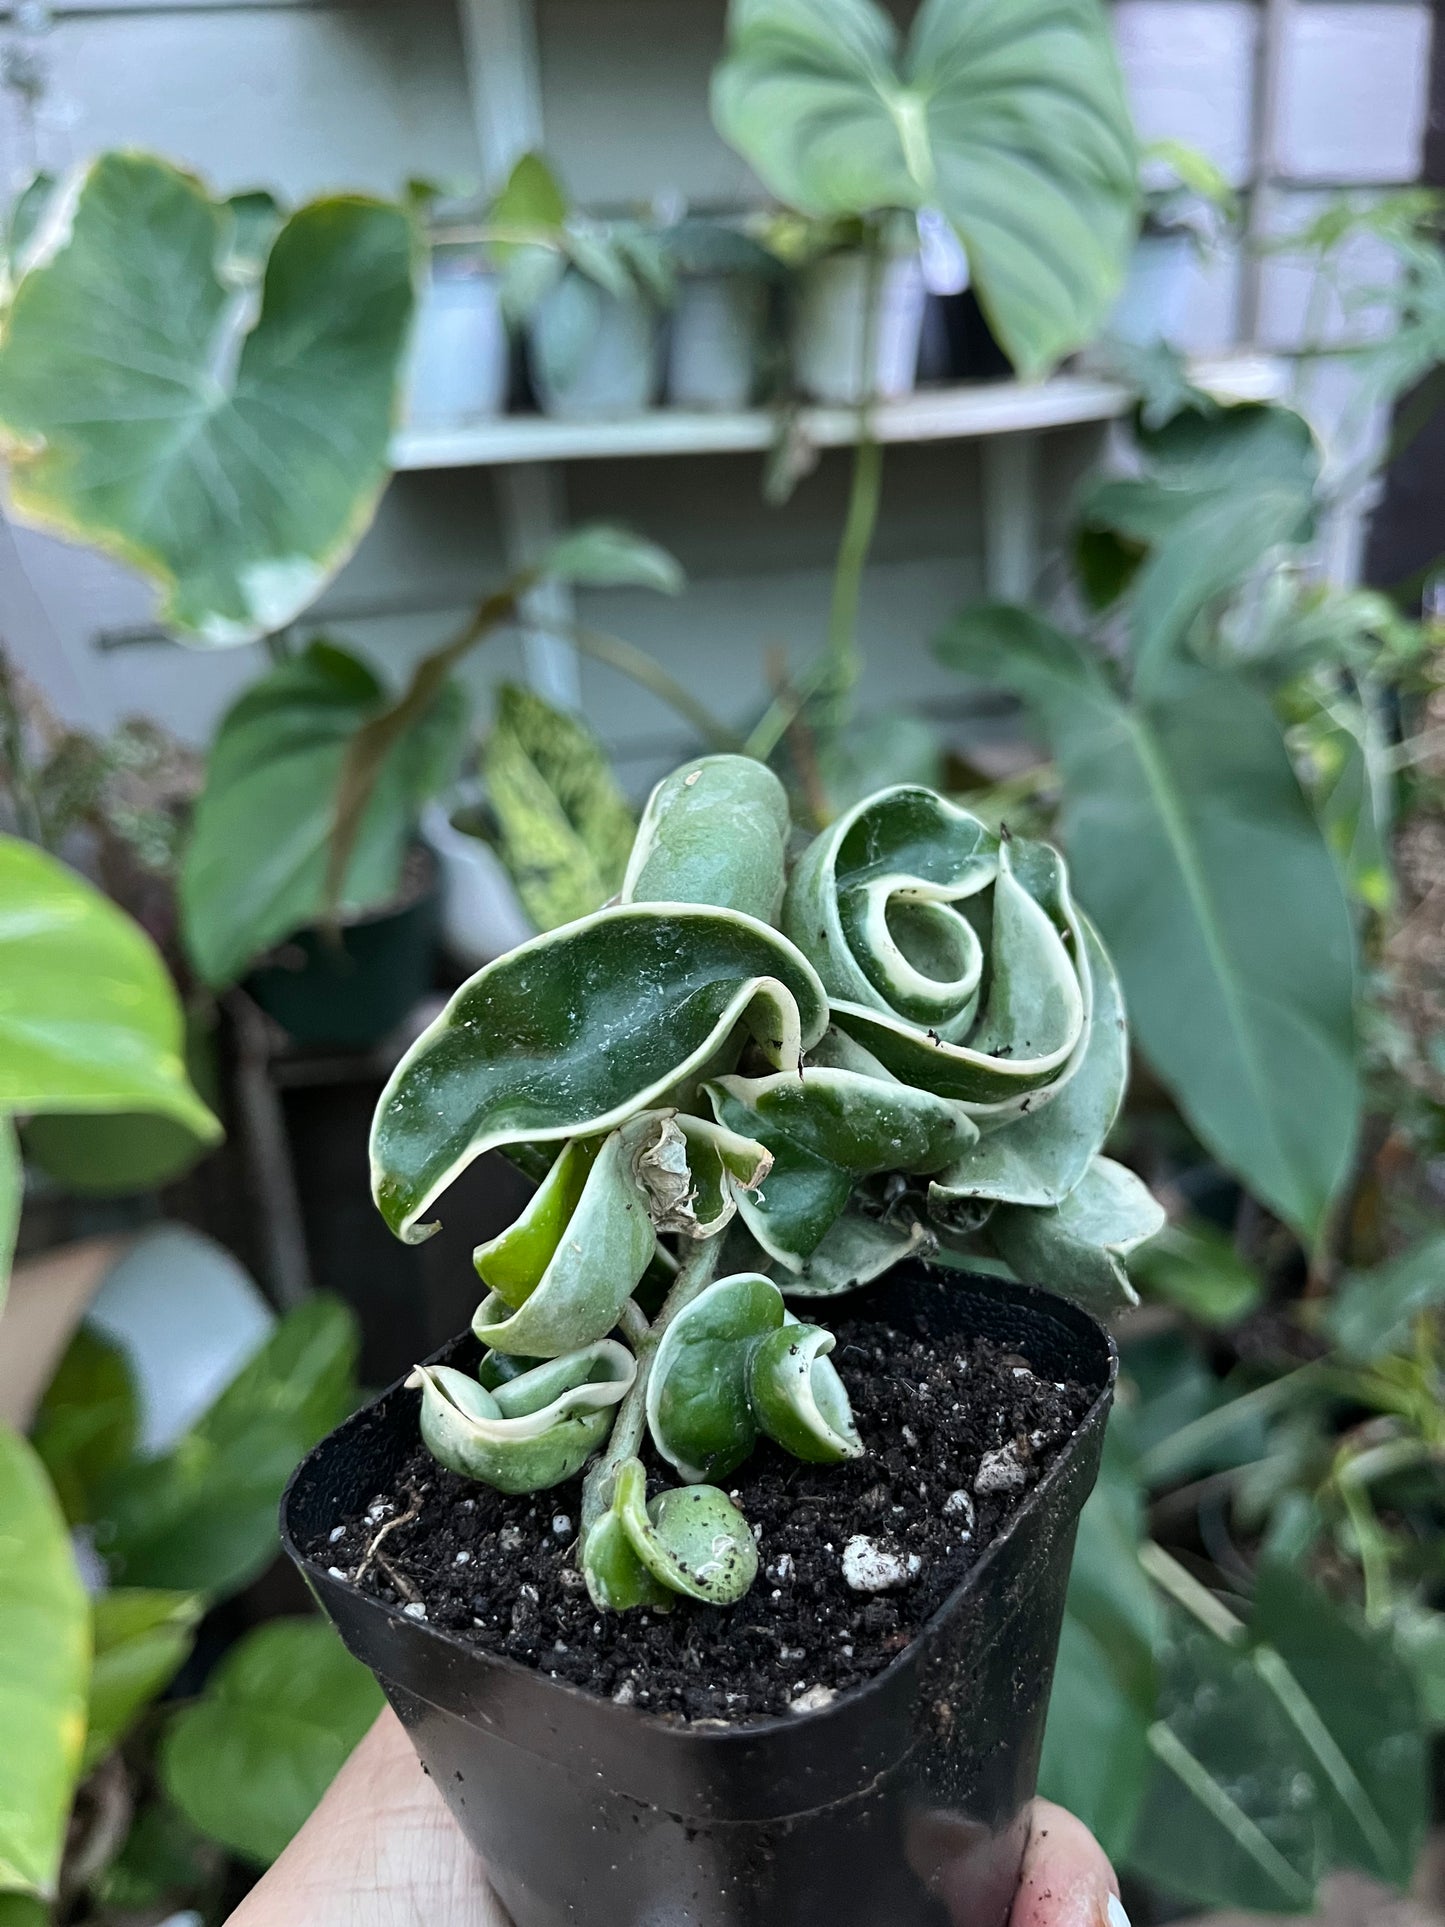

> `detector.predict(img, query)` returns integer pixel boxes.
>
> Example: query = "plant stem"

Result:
[819,224,886,737]
[580,1235,722,1540]
[565,622,742,752]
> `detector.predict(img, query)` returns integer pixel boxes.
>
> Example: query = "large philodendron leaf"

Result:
[0,836,219,1164]
[485,682,637,933]
[623,754,791,922]
[370,905,828,1242]
[181,641,465,988]
[411,1341,635,1493]
[0,1428,89,1905]
[706,1060,977,1265]
[711,0,1138,375]
[783,787,1094,1112]
[989,1156,1165,1314]
[645,1272,859,1481]
[938,606,1359,1241]
[0,153,416,644]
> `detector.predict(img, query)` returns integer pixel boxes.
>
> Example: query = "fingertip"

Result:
[1009,1799,1119,1927]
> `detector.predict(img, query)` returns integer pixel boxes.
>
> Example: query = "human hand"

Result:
[227,1710,1128,1927]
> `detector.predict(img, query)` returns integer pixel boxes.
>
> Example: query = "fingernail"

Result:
[1106,1895,1131,1927]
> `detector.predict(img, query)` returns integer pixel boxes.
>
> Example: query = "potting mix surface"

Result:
[315,1312,1092,1721]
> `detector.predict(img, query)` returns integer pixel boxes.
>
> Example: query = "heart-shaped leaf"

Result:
[470,1119,660,1357]
[623,754,791,922]
[410,1340,635,1492]
[989,1156,1165,1313]
[0,836,219,1146]
[647,1272,857,1481]
[371,904,828,1241]
[711,0,1138,375]
[0,153,416,644]
[181,640,465,988]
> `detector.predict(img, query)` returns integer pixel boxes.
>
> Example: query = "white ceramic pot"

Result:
[1105,231,1196,347]
[666,272,770,410]
[528,271,660,420]
[791,249,927,405]
[403,257,509,429]
[423,798,533,968]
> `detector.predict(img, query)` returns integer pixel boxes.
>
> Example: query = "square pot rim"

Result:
[283,1266,1117,1751]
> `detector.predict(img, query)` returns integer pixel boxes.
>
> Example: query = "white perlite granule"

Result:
[841,1536,922,1593]
[975,1443,1027,1493]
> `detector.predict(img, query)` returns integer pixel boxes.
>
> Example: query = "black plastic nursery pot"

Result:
[283,1267,1116,1927]
[244,856,439,1050]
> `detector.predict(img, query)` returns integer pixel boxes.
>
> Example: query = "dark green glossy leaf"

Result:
[161,1617,382,1865]
[0,153,416,644]
[371,904,827,1241]
[712,0,1137,375]
[31,1326,138,1526]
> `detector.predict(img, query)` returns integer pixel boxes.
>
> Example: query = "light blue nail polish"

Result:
[1107,1894,1132,1927]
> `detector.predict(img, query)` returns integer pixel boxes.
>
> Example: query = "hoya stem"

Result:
[580,1236,722,1539]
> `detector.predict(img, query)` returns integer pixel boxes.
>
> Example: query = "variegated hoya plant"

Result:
[370,755,1163,1612]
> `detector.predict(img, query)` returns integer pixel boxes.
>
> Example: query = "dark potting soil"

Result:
[313,1313,1091,1722]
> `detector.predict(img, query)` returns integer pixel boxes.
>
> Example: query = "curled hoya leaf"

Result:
[371,903,827,1242]
[633,1112,771,1240]
[471,1117,660,1356]
[747,1324,862,1465]
[580,1505,673,1612]
[622,754,790,922]
[988,1155,1165,1315]
[474,1136,601,1308]
[409,1340,635,1494]
[647,1272,860,1482]
[610,1457,758,1606]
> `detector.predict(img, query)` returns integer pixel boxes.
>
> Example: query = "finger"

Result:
[1009,1798,1124,1927]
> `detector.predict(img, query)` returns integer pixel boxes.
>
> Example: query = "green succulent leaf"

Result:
[0,837,219,1160]
[471,1118,661,1356]
[938,605,1359,1242]
[411,1340,635,1493]
[929,917,1125,1210]
[484,683,637,933]
[579,1506,673,1612]
[711,0,1138,376]
[706,1061,976,1265]
[0,152,416,644]
[371,904,828,1242]
[647,1272,857,1481]
[989,1155,1164,1313]
[784,788,1093,1111]
[0,1429,89,1905]
[612,1456,759,1605]
[779,1207,935,1297]
[181,640,465,988]
[623,754,791,922]
[473,1136,601,1307]
[85,1589,202,1773]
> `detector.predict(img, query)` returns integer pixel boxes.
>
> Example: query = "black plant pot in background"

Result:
[283,1270,1115,1927]
[919,291,1014,385]
[244,853,440,1051]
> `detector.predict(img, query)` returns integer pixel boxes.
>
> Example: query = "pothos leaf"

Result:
[623,754,791,922]
[484,683,636,933]
[646,1272,858,1482]
[988,1156,1164,1313]
[410,1341,635,1493]
[371,904,828,1241]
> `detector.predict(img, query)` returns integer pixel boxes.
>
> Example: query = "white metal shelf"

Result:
[391,355,1288,471]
